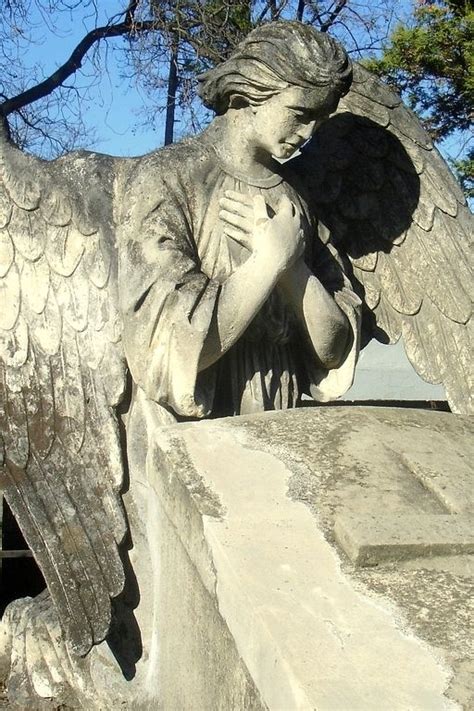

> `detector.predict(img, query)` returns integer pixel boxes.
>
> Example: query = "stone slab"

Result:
[399,453,474,514]
[149,406,473,710]
[334,513,474,566]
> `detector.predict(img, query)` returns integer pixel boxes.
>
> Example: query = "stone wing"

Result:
[295,63,473,414]
[0,124,128,654]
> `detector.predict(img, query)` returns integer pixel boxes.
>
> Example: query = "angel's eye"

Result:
[290,109,312,123]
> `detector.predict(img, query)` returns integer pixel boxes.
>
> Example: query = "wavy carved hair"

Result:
[198,21,352,115]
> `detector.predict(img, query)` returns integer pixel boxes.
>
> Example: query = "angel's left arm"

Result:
[278,257,350,369]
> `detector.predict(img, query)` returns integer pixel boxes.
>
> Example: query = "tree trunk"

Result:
[296,0,306,21]
[164,42,178,146]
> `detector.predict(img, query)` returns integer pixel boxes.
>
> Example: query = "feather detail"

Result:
[45,225,84,277]
[76,323,105,369]
[0,315,28,368]
[0,261,21,330]
[83,231,111,289]
[9,206,44,261]
[30,287,62,356]
[41,189,72,227]
[2,166,41,210]
[3,470,94,652]
[339,93,390,127]
[350,68,401,108]
[24,349,55,459]
[2,374,29,468]
[0,189,13,228]
[54,264,89,333]
[52,327,85,453]
[374,293,401,344]
[377,250,422,316]
[354,267,380,310]
[389,103,432,148]
[21,255,50,315]
[0,228,14,277]
[401,311,442,384]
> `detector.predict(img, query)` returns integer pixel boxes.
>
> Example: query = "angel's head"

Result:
[198,21,352,159]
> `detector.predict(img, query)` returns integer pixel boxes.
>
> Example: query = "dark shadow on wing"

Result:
[303,113,421,255]
[296,113,421,345]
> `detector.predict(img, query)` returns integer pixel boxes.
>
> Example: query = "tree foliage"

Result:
[365,0,473,197]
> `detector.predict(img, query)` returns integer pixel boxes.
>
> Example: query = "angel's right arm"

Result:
[118,166,220,418]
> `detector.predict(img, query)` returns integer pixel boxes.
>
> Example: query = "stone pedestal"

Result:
[140,406,472,710]
[2,406,473,709]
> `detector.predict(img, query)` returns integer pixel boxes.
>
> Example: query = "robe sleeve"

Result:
[305,239,362,401]
[118,160,219,418]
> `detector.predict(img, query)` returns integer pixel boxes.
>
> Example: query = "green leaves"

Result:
[364,0,473,200]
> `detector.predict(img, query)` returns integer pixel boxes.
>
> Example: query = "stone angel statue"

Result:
[0,20,472,707]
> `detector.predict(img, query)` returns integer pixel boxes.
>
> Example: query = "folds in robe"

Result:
[117,131,361,419]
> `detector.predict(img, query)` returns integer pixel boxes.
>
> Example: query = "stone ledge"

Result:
[334,513,474,566]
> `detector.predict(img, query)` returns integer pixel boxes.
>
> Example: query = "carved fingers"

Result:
[219,190,303,273]
[219,191,255,248]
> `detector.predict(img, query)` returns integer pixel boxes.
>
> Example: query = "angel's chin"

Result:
[273,143,300,161]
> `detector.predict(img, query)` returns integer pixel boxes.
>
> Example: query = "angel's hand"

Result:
[219,191,255,249]
[219,190,304,274]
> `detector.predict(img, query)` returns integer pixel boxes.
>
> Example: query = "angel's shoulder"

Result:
[115,136,216,229]
[49,149,118,191]
[119,136,215,193]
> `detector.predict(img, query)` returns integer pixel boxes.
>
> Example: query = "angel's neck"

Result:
[207,113,280,182]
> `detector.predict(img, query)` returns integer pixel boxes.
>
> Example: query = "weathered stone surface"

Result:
[335,513,474,565]
[142,405,472,710]
[2,403,472,709]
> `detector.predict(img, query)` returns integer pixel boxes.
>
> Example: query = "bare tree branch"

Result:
[0,13,156,118]
[319,0,347,32]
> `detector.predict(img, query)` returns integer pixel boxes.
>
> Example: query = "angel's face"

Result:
[248,85,340,161]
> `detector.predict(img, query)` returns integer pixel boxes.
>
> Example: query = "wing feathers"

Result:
[31,287,62,356]
[53,335,86,453]
[10,207,44,260]
[41,189,72,227]
[45,225,84,276]
[401,312,442,384]
[302,62,473,411]
[21,255,50,314]
[23,349,55,459]
[0,314,28,368]
[4,462,96,653]
[2,164,41,210]
[0,188,13,228]
[340,92,390,127]
[373,293,401,344]
[83,231,111,289]
[1,370,29,467]
[350,69,401,108]
[377,250,422,315]
[1,139,127,654]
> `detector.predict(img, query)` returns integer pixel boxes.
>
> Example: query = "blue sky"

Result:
[9,1,420,157]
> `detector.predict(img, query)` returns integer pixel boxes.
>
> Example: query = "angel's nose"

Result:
[297,120,317,141]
